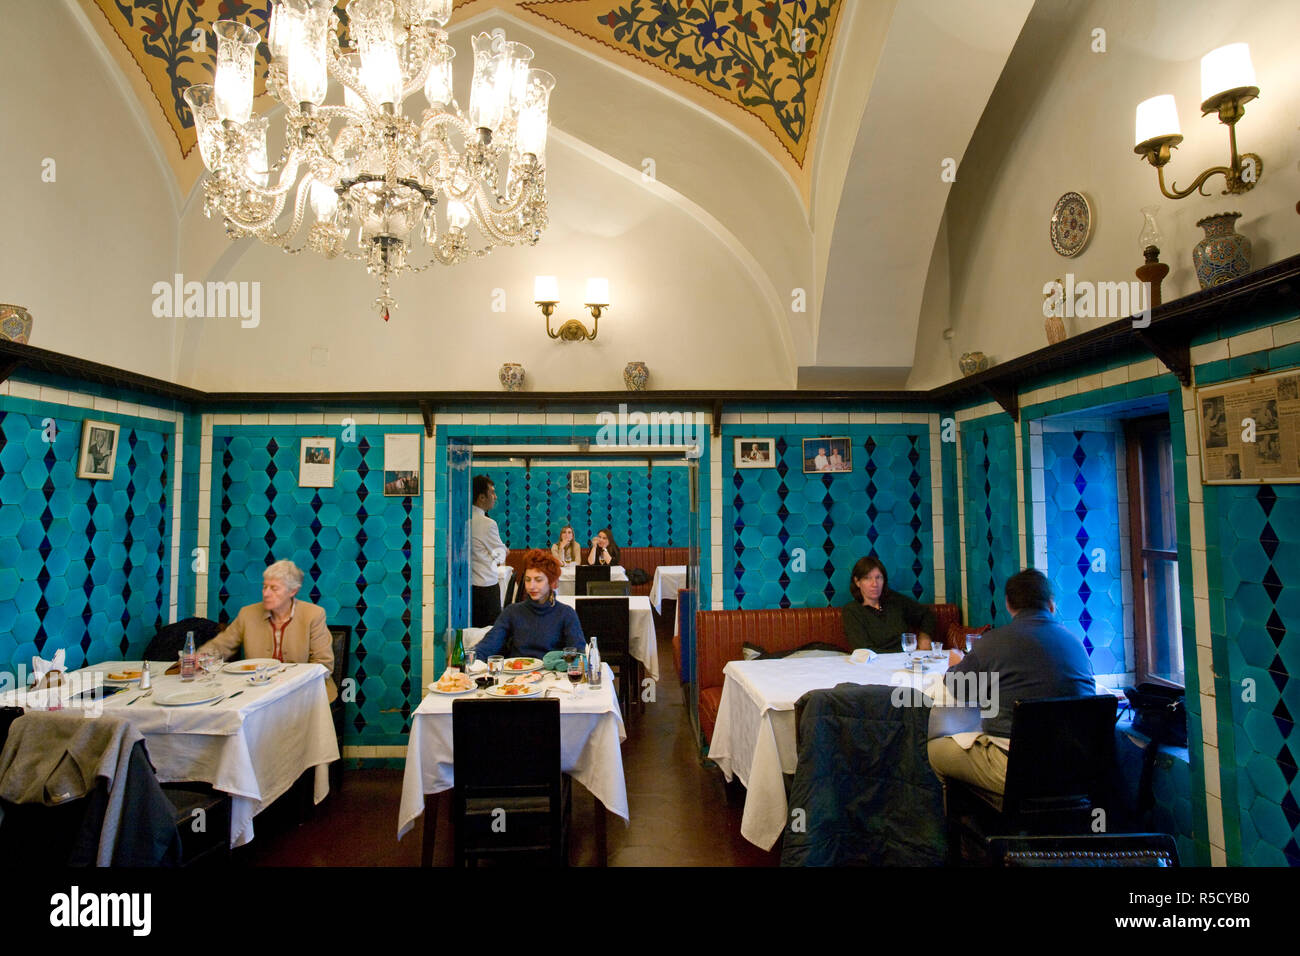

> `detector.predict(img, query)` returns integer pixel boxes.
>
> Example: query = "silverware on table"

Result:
[127,690,152,705]
[226,691,244,701]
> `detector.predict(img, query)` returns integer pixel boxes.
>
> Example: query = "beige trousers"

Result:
[928,736,1009,810]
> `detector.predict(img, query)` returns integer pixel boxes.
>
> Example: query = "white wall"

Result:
[911,0,1300,388]
[0,1,179,380]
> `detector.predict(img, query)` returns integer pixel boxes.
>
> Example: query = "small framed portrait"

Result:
[802,437,852,474]
[299,436,335,488]
[570,470,590,494]
[735,437,775,468]
[383,433,421,496]
[76,420,120,480]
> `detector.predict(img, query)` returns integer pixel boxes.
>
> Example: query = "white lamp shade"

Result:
[447,200,470,230]
[310,179,338,219]
[1135,94,1181,146]
[534,275,559,302]
[584,278,609,306]
[213,20,261,124]
[516,69,555,159]
[469,32,509,130]
[351,0,402,105]
[1201,43,1256,101]
[285,0,332,106]
[423,47,455,106]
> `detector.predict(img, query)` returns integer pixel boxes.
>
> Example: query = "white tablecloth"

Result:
[555,564,627,596]
[707,654,945,850]
[397,664,628,840]
[1,661,339,848]
[649,565,687,614]
[461,594,660,681]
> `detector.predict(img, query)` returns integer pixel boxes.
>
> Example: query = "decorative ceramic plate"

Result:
[1050,191,1091,257]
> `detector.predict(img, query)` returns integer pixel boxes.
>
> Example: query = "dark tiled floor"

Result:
[238,628,779,867]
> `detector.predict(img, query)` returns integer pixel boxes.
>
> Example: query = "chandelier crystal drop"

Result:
[186,0,554,320]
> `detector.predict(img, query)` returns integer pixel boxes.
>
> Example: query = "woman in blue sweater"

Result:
[473,549,585,659]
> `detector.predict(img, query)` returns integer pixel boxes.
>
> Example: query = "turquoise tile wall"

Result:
[960,417,1019,628]
[0,395,175,675]
[720,424,934,609]
[208,424,423,747]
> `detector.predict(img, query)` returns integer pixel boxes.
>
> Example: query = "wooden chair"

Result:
[325,624,352,796]
[450,698,569,866]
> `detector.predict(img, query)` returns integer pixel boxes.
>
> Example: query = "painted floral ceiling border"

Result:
[517,0,842,167]
[88,0,840,171]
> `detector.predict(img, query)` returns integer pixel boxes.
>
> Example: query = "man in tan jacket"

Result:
[200,560,337,702]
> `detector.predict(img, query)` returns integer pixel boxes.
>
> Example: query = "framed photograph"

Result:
[734,437,775,468]
[76,420,120,480]
[570,470,590,494]
[802,437,852,474]
[299,437,336,488]
[383,433,421,496]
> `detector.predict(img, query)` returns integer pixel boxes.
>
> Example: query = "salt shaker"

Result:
[139,663,153,690]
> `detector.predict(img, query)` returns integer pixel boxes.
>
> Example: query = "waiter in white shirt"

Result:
[470,474,508,626]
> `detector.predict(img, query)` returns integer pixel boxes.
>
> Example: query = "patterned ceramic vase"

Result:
[498,362,525,391]
[0,304,33,344]
[1192,212,1251,289]
[623,361,649,391]
[958,351,989,376]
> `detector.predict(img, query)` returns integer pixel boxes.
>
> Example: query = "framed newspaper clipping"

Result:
[1197,370,1300,484]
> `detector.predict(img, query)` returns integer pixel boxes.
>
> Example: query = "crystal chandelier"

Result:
[185,0,554,320]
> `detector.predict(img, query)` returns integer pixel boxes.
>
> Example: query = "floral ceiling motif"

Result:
[520,0,842,166]
[88,0,841,171]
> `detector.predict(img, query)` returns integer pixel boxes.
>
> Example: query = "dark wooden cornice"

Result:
[3,252,1298,423]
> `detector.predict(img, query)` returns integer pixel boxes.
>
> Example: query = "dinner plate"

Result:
[102,665,146,685]
[428,680,477,695]
[154,688,224,707]
[502,657,543,674]
[223,658,279,675]
[486,682,543,698]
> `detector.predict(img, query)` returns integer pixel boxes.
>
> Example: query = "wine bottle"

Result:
[587,636,602,689]
[450,629,466,672]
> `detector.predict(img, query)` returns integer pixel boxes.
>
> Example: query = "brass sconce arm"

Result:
[1134,87,1262,199]
[539,301,604,341]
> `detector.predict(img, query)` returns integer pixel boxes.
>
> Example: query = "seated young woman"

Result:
[588,528,620,566]
[551,524,583,566]
[840,556,936,653]
[473,549,585,660]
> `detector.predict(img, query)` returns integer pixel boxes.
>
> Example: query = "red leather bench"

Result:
[695,602,970,744]
[505,546,687,599]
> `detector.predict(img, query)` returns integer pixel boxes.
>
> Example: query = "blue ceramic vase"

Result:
[1192,213,1251,289]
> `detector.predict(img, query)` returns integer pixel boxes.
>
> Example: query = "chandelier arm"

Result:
[261,176,314,248]
[223,190,288,234]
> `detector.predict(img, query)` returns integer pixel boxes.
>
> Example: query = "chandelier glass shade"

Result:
[186,0,554,320]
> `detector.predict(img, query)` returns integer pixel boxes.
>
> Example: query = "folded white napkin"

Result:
[30,649,67,688]
[850,648,878,664]
[466,660,487,675]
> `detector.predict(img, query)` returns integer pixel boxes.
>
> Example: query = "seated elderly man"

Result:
[473,549,585,661]
[927,569,1094,805]
[200,559,337,701]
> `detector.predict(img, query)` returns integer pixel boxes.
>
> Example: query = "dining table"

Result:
[649,565,687,614]
[555,564,627,596]
[706,652,946,850]
[0,659,339,848]
[398,663,627,864]
[461,593,660,682]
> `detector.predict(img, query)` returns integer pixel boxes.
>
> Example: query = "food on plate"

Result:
[230,662,259,672]
[497,683,532,696]
[506,658,538,670]
[503,672,543,685]
[107,669,142,681]
[434,672,475,693]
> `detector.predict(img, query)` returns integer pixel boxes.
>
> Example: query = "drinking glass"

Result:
[200,651,220,684]
[567,654,584,695]
[465,649,477,674]
[965,633,979,654]
[901,632,918,659]
[488,655,504,686]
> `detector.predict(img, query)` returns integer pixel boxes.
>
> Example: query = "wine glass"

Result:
[567,653,585,696]
[199,651,219,684]
[901,632,918,660]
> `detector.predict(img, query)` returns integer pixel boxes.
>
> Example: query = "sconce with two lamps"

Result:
[534,276,609,341]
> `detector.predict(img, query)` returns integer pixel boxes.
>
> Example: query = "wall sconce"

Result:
[534,276,609,341]
[1134,43,1263,199]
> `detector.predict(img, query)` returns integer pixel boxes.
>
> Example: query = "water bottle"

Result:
[587,636,602,689]
[180,631,196,682]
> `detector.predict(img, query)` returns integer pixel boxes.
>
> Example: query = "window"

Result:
[1124,416,1183,687]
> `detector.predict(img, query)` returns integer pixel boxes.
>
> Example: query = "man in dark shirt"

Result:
[927,569,1096,805]
[841,556,936,653]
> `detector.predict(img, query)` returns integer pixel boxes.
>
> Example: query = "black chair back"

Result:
[574,597,632,716]
[451,698,564,864]
[1002,694,1118,830]
[0,707,23,753]
[143,617,221,662]
[575,565,611,595]
[326,624,352,693]
[586,580,630,597]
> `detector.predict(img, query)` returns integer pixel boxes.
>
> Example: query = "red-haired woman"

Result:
[473,549,585,659]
